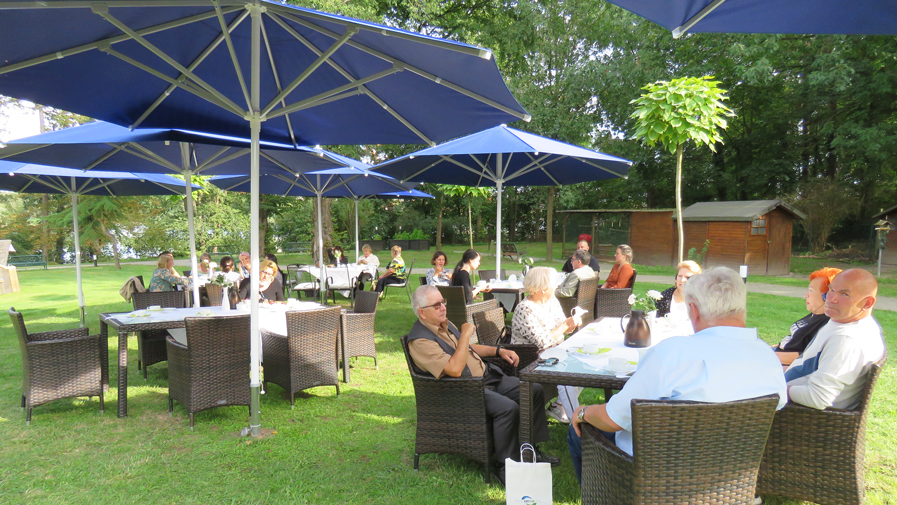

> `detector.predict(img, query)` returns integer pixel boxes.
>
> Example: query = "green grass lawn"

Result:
[1,265,894,504]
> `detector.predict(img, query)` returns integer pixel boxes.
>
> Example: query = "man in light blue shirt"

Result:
[567,267,788,483]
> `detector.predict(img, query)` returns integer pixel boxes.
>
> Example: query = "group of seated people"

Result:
[149,250,287,303]
[405,258,885,491]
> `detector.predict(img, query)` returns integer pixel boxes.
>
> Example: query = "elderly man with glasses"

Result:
[406,285,557,485]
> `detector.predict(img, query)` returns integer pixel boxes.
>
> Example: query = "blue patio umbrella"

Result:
[372,125,632,273]
[0,121,358,310]
[0,161,198,324]
[603,0,897,38]
[0,0,527,431]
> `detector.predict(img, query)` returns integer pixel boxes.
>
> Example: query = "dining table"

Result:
[100,300,337,417]
[517,315,694,444]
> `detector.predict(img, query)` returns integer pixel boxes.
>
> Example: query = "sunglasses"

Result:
[420,299,447,310]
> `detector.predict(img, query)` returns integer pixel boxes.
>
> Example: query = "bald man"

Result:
[785,269,885,410]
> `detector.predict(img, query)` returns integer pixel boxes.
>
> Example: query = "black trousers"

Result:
[374,275,404,292]
[483,368,550,464]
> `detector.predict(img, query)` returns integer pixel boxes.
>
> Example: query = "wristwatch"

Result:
[577,406,587,423]
[494,345,502,356]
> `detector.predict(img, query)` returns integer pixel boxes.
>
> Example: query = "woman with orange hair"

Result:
[774,267,842,365]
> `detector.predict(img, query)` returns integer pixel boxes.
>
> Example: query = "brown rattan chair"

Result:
[418,276,427,286]
[626,269,637,289]
[757,354,887,505]
[478,269,507,282]
[558,276,600,327]
[132,290,186,379]
[9,307,105,424]
[339,290,380,375]
[204,283,226,307]
[261,306,342,405]
[581,394,781,505]
[401,334,493,483]
[437,286,499,344]
[472,306,539,376]
[594,288,632,318]
[166,314,251,428]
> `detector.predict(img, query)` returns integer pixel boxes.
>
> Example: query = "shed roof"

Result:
[674,200,805,221]
[872,204,897,220]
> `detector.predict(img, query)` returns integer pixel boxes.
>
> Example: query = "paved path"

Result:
[31,256,897,312]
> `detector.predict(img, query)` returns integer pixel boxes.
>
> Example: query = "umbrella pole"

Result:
[317,190,326,303]
[355,198,360,262]
[248,2,262,437]
[71,183,86,327]
[181,144,200,308]
[495,155,503,276]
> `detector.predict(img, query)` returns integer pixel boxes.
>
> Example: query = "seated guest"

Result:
[217,256,243,284]
[238,251,251,279]
[450,249,491,304]
[355,244,380,290]
[149,252,190,292]
[197,252,213,276]
[426,251,452,286]
[374,245,408,294]
[511,266,582,423]
[773,267,841,366]
[266,253,287,289]
[562,236,601,275]
[568,267,788,483]
[600,244,634,289]
[327,245,349,266]
[655,260,703,318]
[556,250,597,299]
[407,285,558,483]
[786,269,884,410]
[238,258,284,302]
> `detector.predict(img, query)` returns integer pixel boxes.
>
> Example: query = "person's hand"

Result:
[572,405,588,437]
[499,348,519,366]
[564,316,578,331]
[459,323,476,341]
[483,285,493,292]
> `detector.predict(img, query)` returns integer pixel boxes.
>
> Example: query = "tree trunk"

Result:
[467,196,473,249]
[259,206,268,257]
[436,193,444,250]
[312,197,334,265]
[476,211,482,243]
[546,187,556,261]
[675,144,685,263]
[100,222,121,269]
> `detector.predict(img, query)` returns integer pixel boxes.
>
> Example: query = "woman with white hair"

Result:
[510,266,582,423]
[655,260,703,318]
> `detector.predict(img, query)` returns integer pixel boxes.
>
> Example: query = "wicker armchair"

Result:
[9,307,105,424]
[132,290,186,379]
[558,276,600,327]
[204,283,226,307]
[757,354,887,505]
[339,290,380,375]
[437,286,499,344]
[478,269,507,282]
[166,314,251,428]
[401,334,493,483]
[626,269,637,289]
[581,394,781,505]
[594,288,632,318]
[261,306,342,405]
[472,306,539,377]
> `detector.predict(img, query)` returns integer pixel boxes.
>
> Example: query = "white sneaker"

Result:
[547,402,570,424]
[753,496,763,505]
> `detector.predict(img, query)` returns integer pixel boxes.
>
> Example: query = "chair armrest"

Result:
[165,336,188,350]
[27,326,90,342]
[27,332,99,348]
[27,334,102,369]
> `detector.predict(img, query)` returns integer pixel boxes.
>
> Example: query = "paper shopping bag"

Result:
[505,444,552,505]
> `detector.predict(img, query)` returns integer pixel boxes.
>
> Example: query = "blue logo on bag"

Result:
[521,497,537,505]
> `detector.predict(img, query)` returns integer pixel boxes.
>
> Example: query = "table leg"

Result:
[519,378,533,446]
[100,320,109,392]
[117,329,129,418]
[341,322,350,383]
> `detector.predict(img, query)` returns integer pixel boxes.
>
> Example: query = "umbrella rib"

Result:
[97,44,244,117]
[576,157,630,179]
[259,19,298,147]
[274,9,530,122]
[468,153,497,181]
[673,0,727,39]
[91,6,247,116]
[503,153,558,181]
[0,6,236,76]
[81,178,127,195]
[18,174,68,194]
[0,143,50,161]
[194,146,248,174]
[441,155,499,182]
[85,144,129,171]
[266,12,434,144]
[261,25,358,116]
[113,142,183,172]
[213,0,251,110]
[266,66,402,120]
[132,8,249,129]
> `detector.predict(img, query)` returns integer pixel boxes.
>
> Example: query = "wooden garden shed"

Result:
[872,205,897,266]
[674,200,804,276]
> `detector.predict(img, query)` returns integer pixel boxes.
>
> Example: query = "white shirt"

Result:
[605,325,788,456]
[786,315,884,410]
[357,253,380,269]
[668,298,688,318]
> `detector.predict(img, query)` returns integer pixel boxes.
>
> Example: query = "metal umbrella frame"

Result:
[372,125,632,274]
[0,161,198,325]
[0,0,529,434]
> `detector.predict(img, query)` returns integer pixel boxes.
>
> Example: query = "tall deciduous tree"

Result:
[631,76,734,262]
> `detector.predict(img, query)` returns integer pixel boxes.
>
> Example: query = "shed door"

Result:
[767,210,792,275]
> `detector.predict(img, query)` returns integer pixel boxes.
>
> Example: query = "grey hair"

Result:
[682,267,747,323]
[572,249,591,265]
[618,244,633,263]
[523,266,556,293]
[412,285,439,314]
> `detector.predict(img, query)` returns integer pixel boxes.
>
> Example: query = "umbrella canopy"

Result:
[372,125,632,273]
[0,0,527,431]
[0,161,197,324]
[603,0,897,38]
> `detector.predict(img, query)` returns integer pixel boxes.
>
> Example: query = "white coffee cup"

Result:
[148,305,161,310]
[583,344,603,354]
[607,357,629,373]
